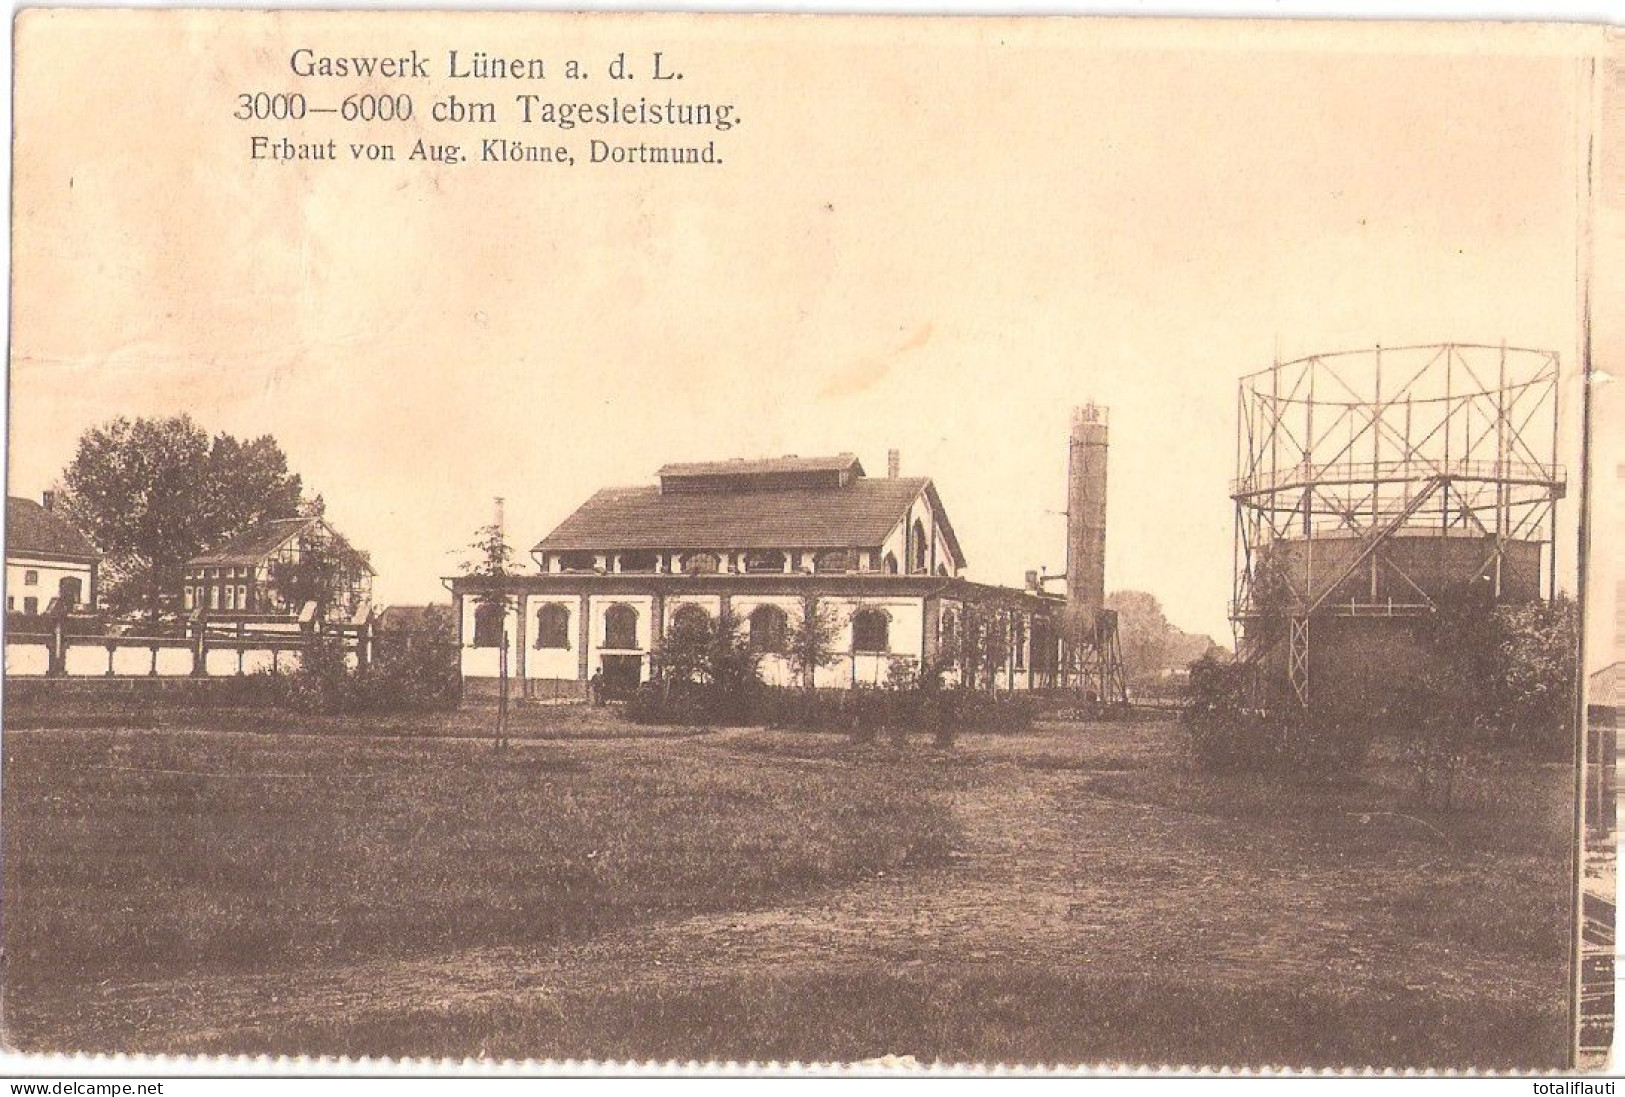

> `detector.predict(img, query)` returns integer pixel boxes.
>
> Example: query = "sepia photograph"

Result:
[1,8,1619,1075]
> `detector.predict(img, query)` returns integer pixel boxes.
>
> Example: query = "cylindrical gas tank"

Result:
[1067,403,1109,622]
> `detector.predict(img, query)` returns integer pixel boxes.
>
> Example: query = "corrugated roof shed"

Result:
[5,497,98,560]
[657,454,864,479]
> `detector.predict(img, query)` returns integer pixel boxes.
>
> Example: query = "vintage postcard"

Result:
[2,8,1619,1074]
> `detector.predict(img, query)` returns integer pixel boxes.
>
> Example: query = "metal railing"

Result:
[1232,457,1566,498]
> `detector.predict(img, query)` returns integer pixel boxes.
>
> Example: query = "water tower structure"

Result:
[1063,403,1128,704]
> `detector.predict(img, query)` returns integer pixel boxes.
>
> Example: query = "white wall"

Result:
[459,596,522,679]
[589,594,654,681]
[4,639,299,679]
[809,594,925,688]
[6,556,94,613]
[876,491,958,577]
[522,595,582,681]
[664,593,723,625]
[4,642,48,676]
[732,594,803,687]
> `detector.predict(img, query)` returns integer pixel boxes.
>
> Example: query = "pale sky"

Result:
[7,13,1606,645]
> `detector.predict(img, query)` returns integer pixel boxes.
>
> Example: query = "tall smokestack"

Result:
[887,449,900,478]
[1066,403,1108,622]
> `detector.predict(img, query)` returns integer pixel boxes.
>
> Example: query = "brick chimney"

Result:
[41,490,56,512]
[887,449,900,478]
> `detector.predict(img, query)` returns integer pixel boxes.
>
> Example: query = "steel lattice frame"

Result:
[1230,343,1567,706]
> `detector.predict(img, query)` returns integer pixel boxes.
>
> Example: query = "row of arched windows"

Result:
[471,601,892,653]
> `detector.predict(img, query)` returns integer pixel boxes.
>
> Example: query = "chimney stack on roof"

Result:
[41,490,56,512]
[887,449,901,478]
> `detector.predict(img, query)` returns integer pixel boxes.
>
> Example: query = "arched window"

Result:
[670,603,712,635]
[744,550,786,574]
[911,520,928,573]
[535,603,571,649]
[814,549,851,574]
[882,553,899,575]
[472,602,505,648]
[748,604,789,652]
[851,608,890,653]
[684,552,720,576]
[604,603,639,649]
[619,550,658,573]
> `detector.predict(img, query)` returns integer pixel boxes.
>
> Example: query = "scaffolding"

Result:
[1230,343,1566,708]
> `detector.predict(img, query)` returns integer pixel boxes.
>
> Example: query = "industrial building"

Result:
[450,410,1126,700]
[1230,343,1566,710]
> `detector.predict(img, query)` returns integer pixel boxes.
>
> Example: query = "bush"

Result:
[214,630,461,716]
[624,680,764,727]
[1183,656,1374,775]
[1184,708,1373,776]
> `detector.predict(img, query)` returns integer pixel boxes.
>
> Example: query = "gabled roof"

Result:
[377,604,451,631]
[657,454,865,479]
[189,517,314,566]
[6,497,98,561]
[188,516,376,573]
[535,475,965,564]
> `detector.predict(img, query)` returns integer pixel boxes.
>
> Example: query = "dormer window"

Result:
[619,550,658,573]
[814,550,852,574]
[684,552,720,576]
[559,551,597,573]
[744,550,786,574]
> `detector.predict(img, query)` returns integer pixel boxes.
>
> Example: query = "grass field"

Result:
[1,710,1573,1067]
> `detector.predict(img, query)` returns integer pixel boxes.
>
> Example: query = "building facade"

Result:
[5,494,99,616]
[449,455,1065,699]
[183,515,375,622]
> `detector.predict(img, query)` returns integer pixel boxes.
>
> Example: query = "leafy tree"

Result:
[1104,590,1175,684]
[657,610,715,685]
[707,606,764,696]
[983,611,1011,690]
[658,607,764,691]
[785,596,842,691]
[948,605,988,688]
[462,518,520,750]
[58,416,304,619]
[1492,595,1577,756]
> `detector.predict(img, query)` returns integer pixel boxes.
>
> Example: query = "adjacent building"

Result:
[183,515,375,622]
[5,493,99,616]
[449,453,1066,699]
